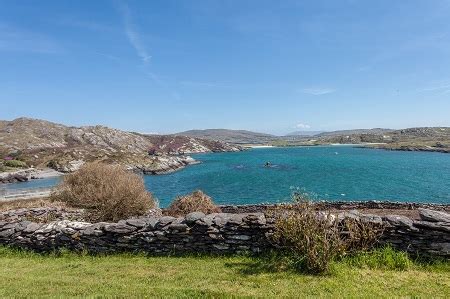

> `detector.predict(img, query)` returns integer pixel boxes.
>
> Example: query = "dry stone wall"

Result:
[0,208,449,257]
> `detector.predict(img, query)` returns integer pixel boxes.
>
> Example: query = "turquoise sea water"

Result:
[3,147,450,207]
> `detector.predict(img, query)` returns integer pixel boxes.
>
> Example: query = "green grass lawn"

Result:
[0,247,449,298]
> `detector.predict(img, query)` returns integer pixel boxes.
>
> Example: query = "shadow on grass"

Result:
[224,252,305,276]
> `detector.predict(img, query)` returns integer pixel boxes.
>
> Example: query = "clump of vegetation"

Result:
[342,246,412,270]
[51,162,156,222]
[270,192,383,274]
[0,198,66,212]
[165,190,221,217]
[3,159,27,168]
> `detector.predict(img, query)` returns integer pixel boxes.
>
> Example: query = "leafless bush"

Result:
[51,162,155,222]
[165,190,221,217]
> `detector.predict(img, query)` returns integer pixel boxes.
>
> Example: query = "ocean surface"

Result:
[2,146,450,207]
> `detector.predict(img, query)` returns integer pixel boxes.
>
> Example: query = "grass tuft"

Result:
[340,246,413,271]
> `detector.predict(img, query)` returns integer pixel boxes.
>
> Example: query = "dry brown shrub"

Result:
[340,217,384,253]
[270,193,383,274]
[0,198,66,212]
[51,162,155,222]
[165,190,221,217]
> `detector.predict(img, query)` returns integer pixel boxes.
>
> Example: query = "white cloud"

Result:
[294,123,311,129]
[300,87,336,95]
[116,1,151,64]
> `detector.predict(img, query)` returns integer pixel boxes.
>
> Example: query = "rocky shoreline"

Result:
[363,144,450,154]
[0,168,63,184]
[1,154,202,185]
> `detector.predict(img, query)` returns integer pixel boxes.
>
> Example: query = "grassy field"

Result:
[0,247,449,298]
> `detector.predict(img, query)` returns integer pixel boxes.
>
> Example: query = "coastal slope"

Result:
[303,127,450,153]
[0,118,241,175]
[176,127,450,153]
[176,129,279,145]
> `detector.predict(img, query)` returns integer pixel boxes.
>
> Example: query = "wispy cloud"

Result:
[114,1,181,102]
[0,24,63,54]
[418,80,450,94]
[115,1,151,64]
[299,87,336,95]
[294,123,311,129]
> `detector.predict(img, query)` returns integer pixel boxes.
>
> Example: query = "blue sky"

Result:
[1,0,450,135]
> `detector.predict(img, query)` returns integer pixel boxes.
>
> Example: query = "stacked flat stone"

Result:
[0,208,448,257]
[0,212,272,254]
[381,208,450,257]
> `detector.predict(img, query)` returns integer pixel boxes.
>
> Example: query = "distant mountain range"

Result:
[176,129,279,145]
[285,131,325,137]
[176,128,395,144]
[176,127,450,153]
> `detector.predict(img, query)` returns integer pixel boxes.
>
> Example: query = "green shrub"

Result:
[51,162,156,222]
[343,246,412,270]
[270,193,383,274]
[4,159,27,168]
[165,190,221,217]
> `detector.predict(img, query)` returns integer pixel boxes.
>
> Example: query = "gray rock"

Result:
[359,214,383,225]
[15,221,33,232]
[0,228,15,238]
[228,234,251,240]
[82,226,104,236]
[418,209,450,223]
[213,244,229,250]
[383,215,416,230]
[157,216,176,227]
[168,223,189,232]
[430,242,450,254]
[243,213,266,225]
[126,219,147,228]
[213,214,231,226]
[104,223,136,234]
[23,223,41,233]
[413,221,450,233]
[185,212,205,224]
[228,214,245,225]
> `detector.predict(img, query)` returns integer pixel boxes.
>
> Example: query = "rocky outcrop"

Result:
[138,155,199,175]
[0,207,448,257]
[0,117,242,177]
[0,168,62,184]
[0,174,28,184]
